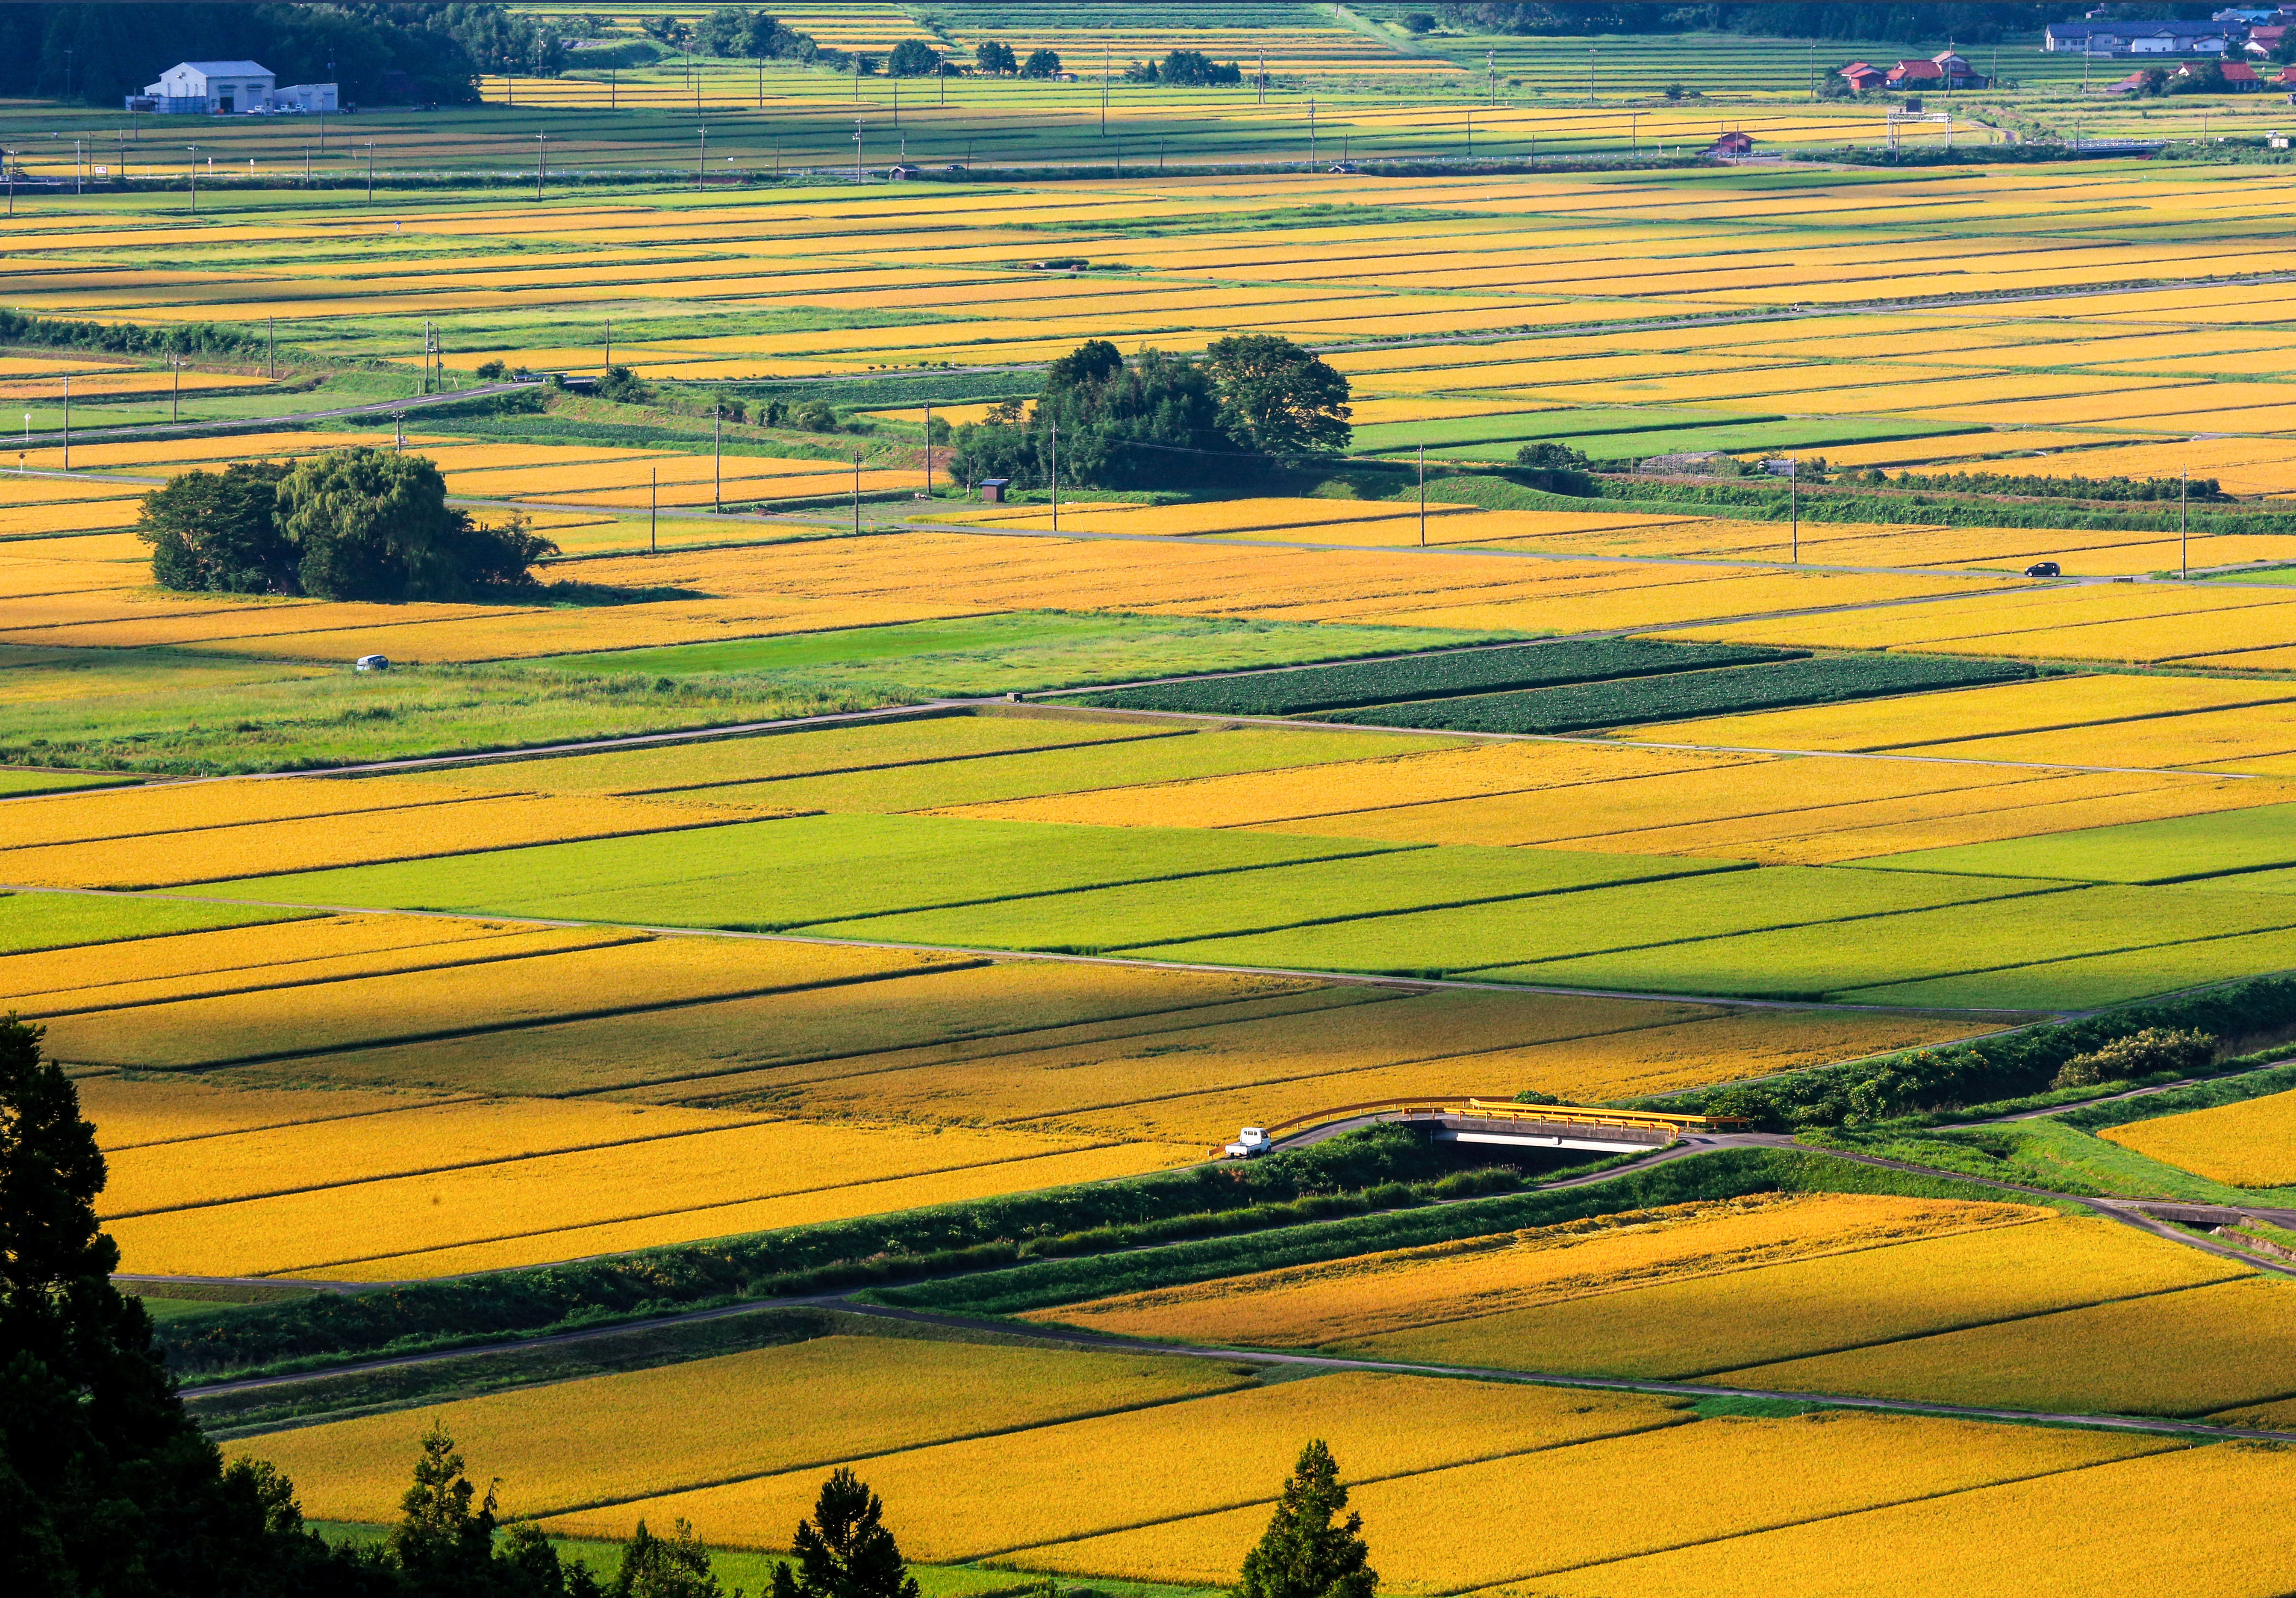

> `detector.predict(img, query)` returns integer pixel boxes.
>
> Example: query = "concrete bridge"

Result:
[1248,1097,1749,1158]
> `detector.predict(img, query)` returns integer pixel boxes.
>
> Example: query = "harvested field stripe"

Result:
[99,1115,794,1219]
[102,1094,490,1153]
[259,1137,1154,1278]
[93,949,989,1072]
[1459,1451,2180,1587]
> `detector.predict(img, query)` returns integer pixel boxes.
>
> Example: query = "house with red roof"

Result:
[1838,61,1887,93]
[1885,51,1989,90]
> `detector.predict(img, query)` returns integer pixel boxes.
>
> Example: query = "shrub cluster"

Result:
[1678,975,2296,1129]
[1871,469,2226,503]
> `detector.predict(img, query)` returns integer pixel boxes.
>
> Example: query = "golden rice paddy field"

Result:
[18,92,2296,1598]
[1025,1194,2278,1417]
[241,1323,2294,1598]
[2098,1090,2296,1190]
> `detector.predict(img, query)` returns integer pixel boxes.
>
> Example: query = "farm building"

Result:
[136,61,273,114]
[2043,21,2232,55]
[1886,52,1989,89]
[2248,25,2289,55]
[1838,61,1887,92]
[1707,130,1757,155]
[2175,59,2264,87]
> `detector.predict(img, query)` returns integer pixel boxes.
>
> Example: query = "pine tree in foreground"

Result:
[769,1468,920,1598]
[1236,1441,1378,1598]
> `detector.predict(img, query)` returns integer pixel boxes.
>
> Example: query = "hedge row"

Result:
[1660,973,2296,1128]
[0,309,259,359]
[157,1127,1450,1381]
[1057,639,1797,717]
[1326,653,2034,735]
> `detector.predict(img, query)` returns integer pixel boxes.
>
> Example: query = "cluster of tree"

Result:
[1123,49,1245,86]
[949,336,1351,492]
[0,1010,1379,1598]
[1431,3,2058,44]
[138,447,557,601]
[1510,441,1596,495]
[689,9,833,67]
[0,2,571,106]
[1862,468,2226,502]
[1689,968,2296,1128]
[972,41,1063,78]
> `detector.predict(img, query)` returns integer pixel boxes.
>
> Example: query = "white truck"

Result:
[1223,1126,1272,1159]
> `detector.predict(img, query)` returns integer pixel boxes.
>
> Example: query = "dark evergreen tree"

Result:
[0,1015,374,1598]
[1235,1441,1377,1598]
[612,1520,725,1598]
[768,1470,918,1598]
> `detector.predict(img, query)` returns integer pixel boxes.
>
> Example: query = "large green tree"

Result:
[768,1469,917,1598]
[137,461,295,594]
[276,447,557,603]
[1235,1442,1377,1598]
[948,339,1239,492]
[1203,335,1352,455]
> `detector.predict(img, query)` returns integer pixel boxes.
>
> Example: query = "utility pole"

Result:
[1310,97,1316,168]
[1790,459,1799,563]
[536,132,546,200]
[1466,109,1472,160]
[1417,444,1425,545]
[1258,48,1266,104]
[2181,467,2189,578]
[610,67,616,110]
[650,467,658,551]
[1588,45,1596,104]
[854,118,863,184]
[1103,40,1110,135]
[74,137,82,196]
[604,322,611,369]
[713,405,722,511]
[187,144,197,214]
[852,450,862,534]
[170,356,179,422]
[923,401,933,497]
[1049,419,1059,532]
[698,125,706,189]
[267,315,274,379]
[1487,47,1495,106]
[366,139,375,204]
[60,375,68,469]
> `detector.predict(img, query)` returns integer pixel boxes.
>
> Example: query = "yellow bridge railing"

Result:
[1226,1096,1747,1153]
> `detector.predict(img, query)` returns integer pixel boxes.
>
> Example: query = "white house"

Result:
[138,61,275,114]
[2043,22,2232,54]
